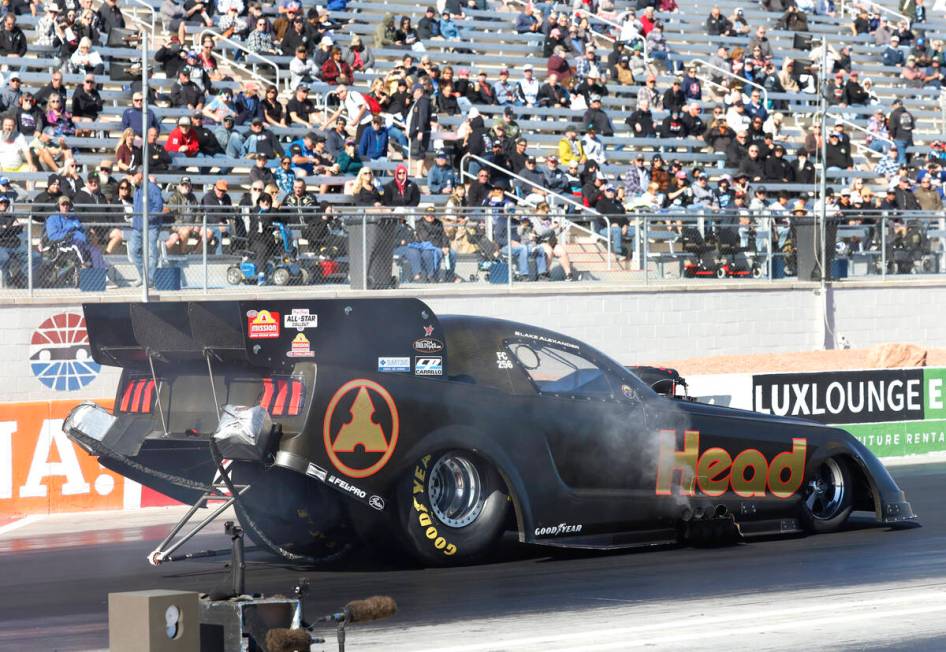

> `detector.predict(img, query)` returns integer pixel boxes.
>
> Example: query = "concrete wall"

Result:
[4,280,946,403]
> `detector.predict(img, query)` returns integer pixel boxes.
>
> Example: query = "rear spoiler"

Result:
[84,299,443,373]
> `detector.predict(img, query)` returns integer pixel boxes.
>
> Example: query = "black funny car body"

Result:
[64,299,916,565]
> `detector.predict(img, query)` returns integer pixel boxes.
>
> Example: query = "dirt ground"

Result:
[658,347,946,376]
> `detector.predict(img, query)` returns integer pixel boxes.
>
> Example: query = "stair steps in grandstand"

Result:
[565,238,632,272]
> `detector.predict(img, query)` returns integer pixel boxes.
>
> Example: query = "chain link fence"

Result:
[1,204,944,295]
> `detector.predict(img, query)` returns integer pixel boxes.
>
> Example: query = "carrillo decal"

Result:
[751,369,946,425]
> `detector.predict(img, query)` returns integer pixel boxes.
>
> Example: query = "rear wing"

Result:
[84,299,444,373]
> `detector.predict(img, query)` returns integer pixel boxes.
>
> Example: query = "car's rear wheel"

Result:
[801,457,854,533]
[230,462,354,562]
[398,450,508,565]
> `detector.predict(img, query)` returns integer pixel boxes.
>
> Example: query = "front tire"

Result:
[801,457,854,533]
[398,451,508,565]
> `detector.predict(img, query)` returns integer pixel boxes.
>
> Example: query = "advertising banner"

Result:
[0,399,176,517]
[752,368,946,457]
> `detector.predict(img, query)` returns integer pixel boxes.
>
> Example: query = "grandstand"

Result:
[0,0,944,290]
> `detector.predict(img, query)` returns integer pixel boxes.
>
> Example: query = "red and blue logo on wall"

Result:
[29,312,100,391]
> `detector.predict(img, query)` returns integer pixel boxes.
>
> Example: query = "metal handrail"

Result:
[840,0,908,26]
[826,113,895,157]
[198,29,281,92]
[459,153,613,270]
[127,0,157,39]
[575,9,650,61]
[691,58,769,107]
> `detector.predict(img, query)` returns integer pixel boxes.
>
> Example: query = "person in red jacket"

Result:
[320,47,353,85]
[164,116,200,156]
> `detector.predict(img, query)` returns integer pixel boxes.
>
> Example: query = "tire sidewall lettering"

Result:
[411,455,458,557]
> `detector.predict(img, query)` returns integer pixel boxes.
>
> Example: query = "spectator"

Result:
[745,90,768,122]
[248,153,276,186]
[415,207,457,282]
[381,164,421,207]
[344,35,374,73]
[825,132,853,170]
[582,126,605,164]
[262,86,287,128]
[426,151,457,194]
[57,159,84,198]
[409,86,433,170]
[335,138,363,177]
[627,98,657,137]
[883,36,905,66]
[748,26,773,59]
[542,155,567,194]
[866,110,891,154]
[517,156,545,195]
[114,128,140,173]
[321,47,353,85]
[328,85,373,141]
[357,116,389,161]
[557,125,586,167]
[537,73,570,108]
[725,130,749,168]
[439,11,461,40]
[287,85,318,127]
[764,145,794,182]
[15,94,43,138]
[71,75,103,125]
[69,37,104,75]
[518,64,540,107]
[705,5,732,35]
[581,95,615,137]
[350,167,382,206]
[128,168,164,286]
[874,146,901,181]
[663,78,686,113]
[165,116,200,157]
[894,176,921,211]
[274,155,296,195]
[144,127,172,173]
[488,186,546,279]
[121,91,160,138]
[418,6,441,39]
[0,15,27,57]
[660,109,687,139]
[242,118,283,160]
[889,99,915,165]
[0,73,20,115]
[289,46,320,90]
[171,68,204,111]
[0,116,36,173]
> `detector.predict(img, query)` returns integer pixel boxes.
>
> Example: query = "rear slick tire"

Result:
[230,462,354,562]
[801,457,854,533]
[397,451,508,566]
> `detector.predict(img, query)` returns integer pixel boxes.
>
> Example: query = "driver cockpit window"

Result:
[509,341,615,398]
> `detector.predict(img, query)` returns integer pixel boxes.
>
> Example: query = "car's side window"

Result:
[509,341,615,399]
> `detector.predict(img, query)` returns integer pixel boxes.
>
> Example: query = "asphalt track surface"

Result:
[2,462,945,651]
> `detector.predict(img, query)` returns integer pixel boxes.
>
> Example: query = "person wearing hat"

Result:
[763,144,793,182]
[493,67,523,107]
[289,44,320,91]
[883,35,905,66]
[125,166,164,286]
[518,64,540,107]
[825,131,853,170]
[580,94,615,137]
[424,150,456,194]
[170,66,205,111]
[582,126,606,164]
[164,115,200,156]
[163,175,203,254]
[557,125,586,168]
[287,84,317,127]
[417,5,441,39]
[71,75,104,126]
[241,117,283,160]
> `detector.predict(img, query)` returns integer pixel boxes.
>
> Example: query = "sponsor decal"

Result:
[246,310,280,339]
[327,474,367,499]
[415,357,443,376]
[410,455,457,556]
[655,430,807,499]
[378,357,411,373]
[413,338,444,354]
[534,523,583,537]
[496,351,514,370]
[323,379,399,479]
[305,462,327,482]
[753,368,946,457]
[0,399,173,516]
[752,369,924,425]
[286,333,314,358]
[369,495,385,511]
[284,309,318,331]
[513,330,579,350]
[621,384,635,400]
[30,313,100,392]
[423,325,434,337]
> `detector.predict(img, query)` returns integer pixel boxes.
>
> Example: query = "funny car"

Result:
[64,299,916,566]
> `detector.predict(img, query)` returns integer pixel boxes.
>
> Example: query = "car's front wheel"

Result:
[801,457,854,533]
[397,450,508,565]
